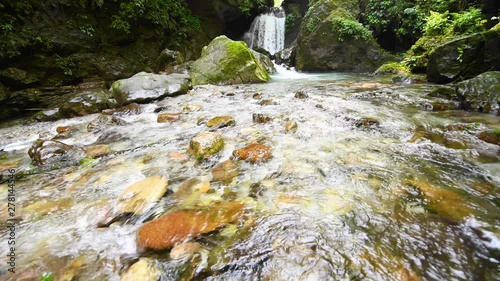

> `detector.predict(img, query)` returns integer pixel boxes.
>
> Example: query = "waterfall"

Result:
[243,7,286,55]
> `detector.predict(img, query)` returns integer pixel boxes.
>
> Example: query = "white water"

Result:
[244,7,286,55]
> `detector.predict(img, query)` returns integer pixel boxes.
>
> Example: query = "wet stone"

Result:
[188,132,224,160]
[102,103,141,116]
[211,160,240,184]
[87,115,127,132]
[252,93,262,99]
[258,99,276,106]
[355,117,380,129]
[183,104,202,112]
[294,90,309,99]
[114,176,169,215]
[170,242,204,261]
[157,112,181,123]
[207,116,235,128]
[84,144,111,159]
[28,139,85,166]
[284,120,298,133]
[477,130,500,145]
[233,143,272,163]
[121,258,160,281]
[252,113,272,124]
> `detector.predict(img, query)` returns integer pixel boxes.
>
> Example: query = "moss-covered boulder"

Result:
[111,72,191,106]
[427,29,500,84]
[295,0,392,72]
[251,50,276,74]
[456,71,500,114]
[189,36,271,85]
[58,90,113,118]
[155,48,185,74]
[374,62,411,76]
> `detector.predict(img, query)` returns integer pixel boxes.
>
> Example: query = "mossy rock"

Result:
[427,29,500,84]
[189,36,270,85]
[456,71,500,114]
[295,1,393,72]
[58,90,113,118]
[427,86,457,100]
[188,132,224,160]
[374,62,410,76]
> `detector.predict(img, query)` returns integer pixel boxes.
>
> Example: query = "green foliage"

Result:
[285,14,298,32]
[452,7,486,34]
[55,55,74,76]
[375,61,411,75]
[423,11,452,35]
[331,17,372,42]
[238,0,267,15]
[40,273,55,281]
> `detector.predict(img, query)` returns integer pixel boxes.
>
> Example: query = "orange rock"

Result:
[56,126,72,134]
[168,152,189,162]
[137,202,244,251]
[157,112,181,123]
[85,144,111,158]
[232,144,272,163]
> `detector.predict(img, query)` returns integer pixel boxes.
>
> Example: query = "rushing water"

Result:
[0,69,499,280]
[243,7,286,55]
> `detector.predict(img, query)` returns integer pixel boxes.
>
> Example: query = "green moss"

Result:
[374,62,410,75]
[79,157,98,168]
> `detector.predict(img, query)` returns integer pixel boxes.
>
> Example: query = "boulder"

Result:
[111,72,191,106]
[427,29,500,84]
[456,71,500,114]
[189,36,271,85]
[87,114,127,132]
[115,176,169,215]
[155,48,185,74]
[58,90,112,118]
[137,201,244,251]
[188,132,224,160]
[274,46,296,66]
[295,0,392,72]
[0,67,39,88]
[28,139,85,166]
[251,50,276,74]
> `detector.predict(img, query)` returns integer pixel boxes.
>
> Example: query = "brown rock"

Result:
[56,126,72,134]
[294,90,308,99]
[252,93,262,99]
[355,117,380,128]
[477,130,500,145]
[85,144,111,158]
[121,258,160,281]
[207,116,236,128]
[170,242,203,260]
[157,112,181,123]
[103,103,141,116]
[183,104,202,112]
[188,132,224,160]
[233,144,272,163]
[284,120,298,133]
[211,160,240,183]
[137,201,244,250]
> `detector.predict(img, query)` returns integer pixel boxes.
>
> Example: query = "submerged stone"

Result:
[456,71,500,114]
[121,258,160,281]
[207,116,236,128]
[137,201,244,251]
[28,139,85,166]
[211,160,240,183]
[115,176,169,215]
[157,112,181,123]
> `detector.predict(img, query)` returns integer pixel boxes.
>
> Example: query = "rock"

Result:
[58,90,112,118]
[419,102,459,111]
[155,48,185,74]
[87,115,127,132]
[189,36,271,85]
[211,160,240,183]
[115,176,169,215]
[252,113,272,124]
[295,0,392,72]
[258,99,276,106]
[95,131,126,145]
[28,139,85,166]
[56,126,74,134]
[111,72,191,106]
[427,86,457,100]
[0,67,39,88]
[427,29,500,84]
[252,93,262,99]
[284,120,298,132]
[157,112,181,123]
[274,46,296,66]
[183,104,202,112]
[84,144,111,158]
[374,62,410,76]
[354,117,380,128]
[477,130,500,145]
[456,71,500,114]
[251,50,276,74]
[137,201,244,251]
[392,74,426,84]
[207,116,236,128]
[233,144,272,163]
[170,242,204,261]
[121,258,160,281]
[33,109,61,122]
[188,132,224,160]
[294,90,308,99]
[102,103,141,116]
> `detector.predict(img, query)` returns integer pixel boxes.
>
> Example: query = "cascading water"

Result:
[243,7,286,55]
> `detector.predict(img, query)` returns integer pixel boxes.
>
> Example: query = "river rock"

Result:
[285,120,298,132]
[155,48,185,74]
[211,160,240,183]
[87,114,127,132]
[157,112,181,123]
[115,176,169,215]
[252,113,272,124]
[355,117,380,128]
[111,72,191,106]
[426,86,457,100]
[84,144,111,158]
[102,103,141,116]
[251,50,276,74]
[477,130,500,145]
[170,242,204,261]
[188,132,224,160]
[183,104,202,112]
[28,139,85,166]
[233,144,272,163]
[121,258,160,281]
[33,108,61,122]
[137,201,244,251]
[456,71,500,114]
[427,29,500,84]
[294,0,392,72]
[275,46,296,66]
[207,116,235,128]
[294,90,308,99]
[189,36,270,85]
[58,90,112,118]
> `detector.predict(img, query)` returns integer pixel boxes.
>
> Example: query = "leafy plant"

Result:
[331,17,372,42]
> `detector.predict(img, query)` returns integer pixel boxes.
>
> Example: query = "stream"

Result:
[0,67,499,280]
